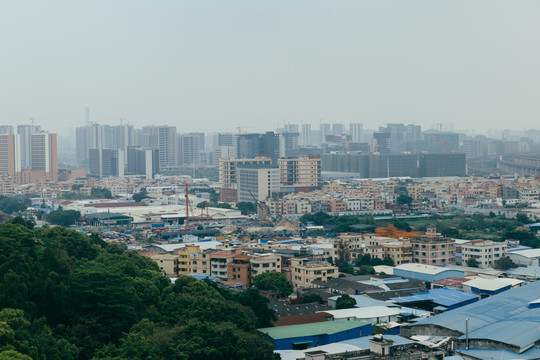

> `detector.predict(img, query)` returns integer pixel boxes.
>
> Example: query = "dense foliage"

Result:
[299,212,376,233]
[0,195,30,215]
[335,294,357,309]
[0,223,278,360]
[46,210,81,226]
[236,202,258,216]
[252,272,293,298]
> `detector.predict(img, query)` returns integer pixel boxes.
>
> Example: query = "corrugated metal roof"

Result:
[258,320,370,340]
[411,281,540,351]
[391,288,479,307]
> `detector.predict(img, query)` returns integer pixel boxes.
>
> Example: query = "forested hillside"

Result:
[0,220,278,360]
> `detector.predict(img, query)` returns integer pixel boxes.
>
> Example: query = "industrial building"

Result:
[401,280,540,359]
[393,264,464,282]
[258,320,372,350]
[321,153,466,178]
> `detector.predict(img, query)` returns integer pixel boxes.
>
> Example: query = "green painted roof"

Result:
[87,212,131,220]
[258,320,370,340]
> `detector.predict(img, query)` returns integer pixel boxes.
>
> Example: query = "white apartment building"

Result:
[461,240,507,268]
[250,253,281,277]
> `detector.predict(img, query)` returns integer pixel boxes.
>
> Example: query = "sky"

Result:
[1,1,540,136]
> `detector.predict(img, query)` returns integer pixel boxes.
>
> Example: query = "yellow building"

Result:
[174,245,200,275]
[290,258,339,290]
[250,253,281,277]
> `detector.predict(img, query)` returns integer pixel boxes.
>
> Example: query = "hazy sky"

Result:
[1,1,540,135]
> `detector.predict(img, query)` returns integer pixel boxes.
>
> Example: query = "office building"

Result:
[31,133,57,181]
[89,148,124,178]
[0,134,20,179]
[279,132,299,157]
[177,133,202,167]
[236,132,280,164]
[0,126,14,135]
[301,124,311,146]
[236,164,280,202]
[218,157,272,202]
[127,146,159,178]
[143,125,176,169]
[17,125,41,169]
[349,123,363,143]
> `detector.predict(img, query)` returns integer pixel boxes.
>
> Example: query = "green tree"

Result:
[0,196,29,214]
[46,210,81,227]
[0,351,32,360]
[236,202,257,215]
[396,194,413,205]
[382,256,395,266]
[335,294,357,309]
[337,261,354,274]
[466,257,479,268]
[515,213,531,225]
[301,294,323,304]
[7,216,35,229]
[493,256,515,270]
[252,272,293,297]
[132,187,149,202]
[357,265,376,275]
[441,228,460,238]
[90,187,112,199]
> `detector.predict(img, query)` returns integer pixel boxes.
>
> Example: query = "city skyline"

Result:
[2,1,540,135]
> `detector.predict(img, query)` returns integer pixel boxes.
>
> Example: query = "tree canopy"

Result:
[0,222,278,360]
[252,271,293,297]
[335,294,357,309]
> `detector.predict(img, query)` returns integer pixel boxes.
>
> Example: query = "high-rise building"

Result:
[349,123,363,143]
[236,132,280,164]
[284,124,299,133]
[17,125,41,169]
[278,155,321,188]
[332,123,345,136]
[127,146,159,178]
[89,148,124,178]
[31,132,57,181]
[301,124,312,146]
[0,126,14,135]
[177,133,202,167]
[320,123,331,143]
[0,134,20,179]
[236,164,280,202]
[143,126,176,169]
[279,132,299,157]
[218,157,272,202]
[75,123,105,165]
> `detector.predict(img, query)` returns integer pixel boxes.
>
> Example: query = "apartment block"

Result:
[278,155,321,188]
[461,240,507,268]
[290,258,338,289]
[411,226,456,265]
[227,255,251,285]
[250,253,281,277]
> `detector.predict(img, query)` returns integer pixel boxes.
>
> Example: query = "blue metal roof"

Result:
[390,288,479,308]
[411,281,540,352]
[457,346,540,360]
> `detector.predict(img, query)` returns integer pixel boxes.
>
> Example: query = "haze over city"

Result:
[2,0,540,135]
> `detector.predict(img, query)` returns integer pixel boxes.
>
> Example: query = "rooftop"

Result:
[258,320,370,340]
[463,278,512,292]
[409,280,540,352]
[322,306,403,320]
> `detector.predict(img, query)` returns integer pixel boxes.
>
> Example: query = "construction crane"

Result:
[184,183,195,227]
[248,190,273,224]
[372,144,383,153]
[440,139,447,153]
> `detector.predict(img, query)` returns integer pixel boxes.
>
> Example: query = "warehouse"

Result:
[258,320,372,350]
[393,264,464,283]
[401,280,540,358]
